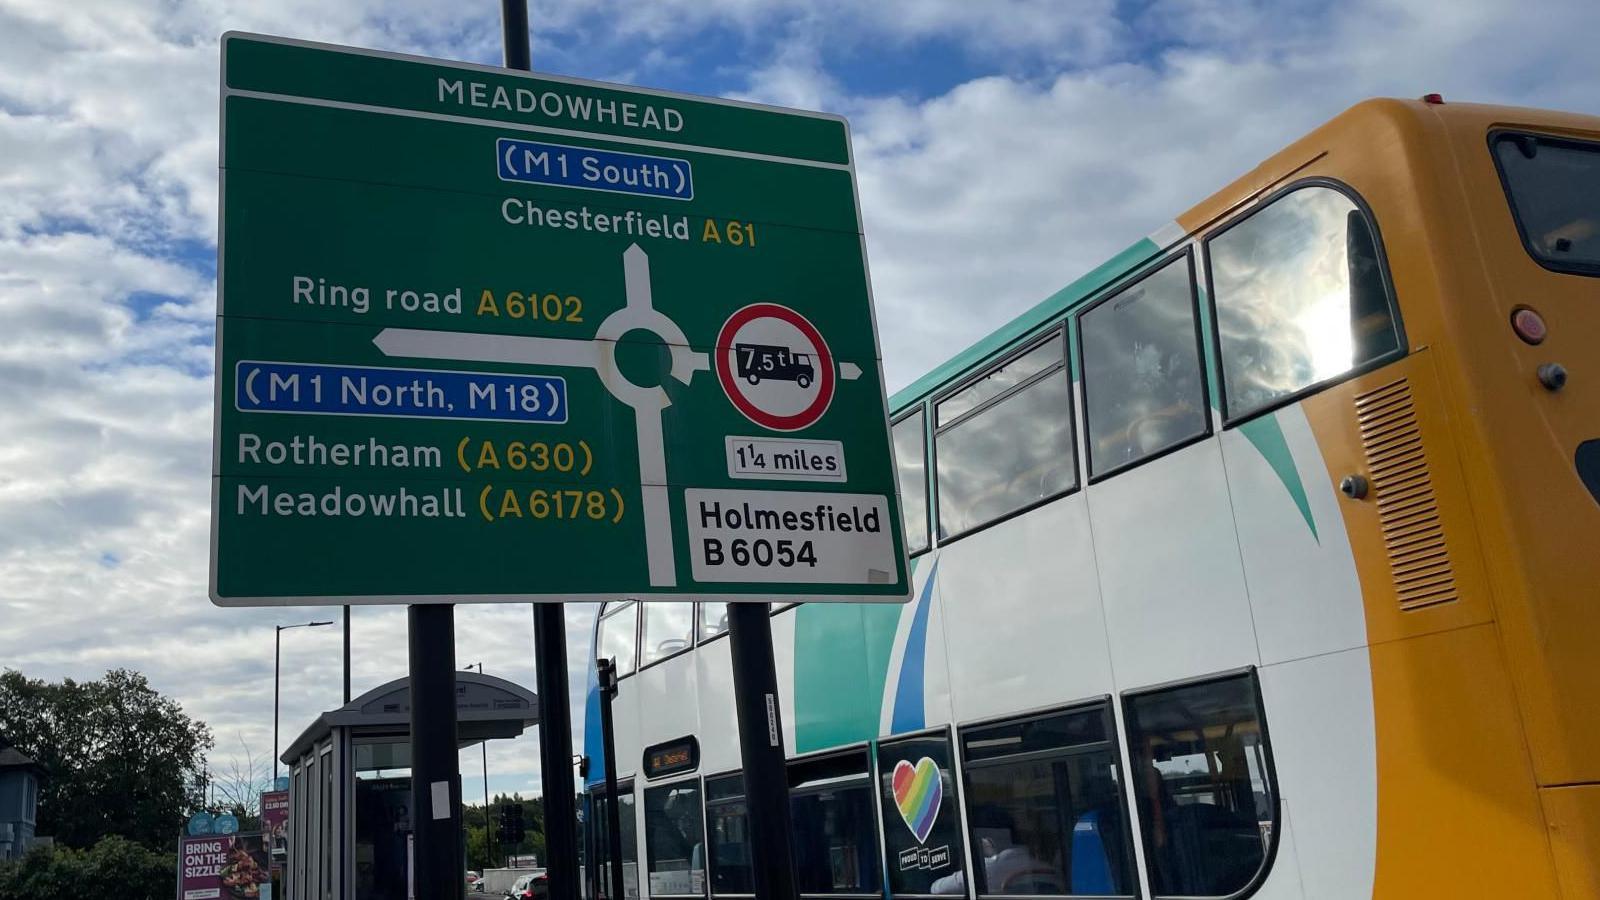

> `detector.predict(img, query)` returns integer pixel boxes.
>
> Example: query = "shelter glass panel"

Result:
[354,776,411,900]
[321,746,334,899]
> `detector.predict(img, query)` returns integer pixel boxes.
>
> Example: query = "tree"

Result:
[210,734,271,831]
[0,668,213,850]
[0,836,173,900]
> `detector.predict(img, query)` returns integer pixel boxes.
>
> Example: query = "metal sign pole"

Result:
[534,606,579,898]
[727,603,800,900]
[408,604,464,900]
[596,658,626,900]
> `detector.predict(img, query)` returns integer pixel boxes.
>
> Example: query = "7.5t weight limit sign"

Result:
[210,33,910,606]
[716,303,836,432]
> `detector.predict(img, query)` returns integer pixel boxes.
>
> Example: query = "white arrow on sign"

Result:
[372,244,707,587]
[839,362,861,381]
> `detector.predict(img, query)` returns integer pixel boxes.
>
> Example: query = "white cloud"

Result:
[0,0,1596,811]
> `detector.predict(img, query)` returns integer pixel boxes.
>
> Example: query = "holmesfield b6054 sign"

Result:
[210,33,909,606]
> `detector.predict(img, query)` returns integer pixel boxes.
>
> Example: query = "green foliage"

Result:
[0,836,174,900]
[0,668,214,850]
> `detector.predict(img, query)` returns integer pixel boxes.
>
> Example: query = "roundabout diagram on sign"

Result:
[715,303,836,432]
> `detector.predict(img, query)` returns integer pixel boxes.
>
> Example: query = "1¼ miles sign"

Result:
[210,33,911,605]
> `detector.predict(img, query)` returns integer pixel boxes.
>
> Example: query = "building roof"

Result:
[280,671,540,764]
[0,746,48,776]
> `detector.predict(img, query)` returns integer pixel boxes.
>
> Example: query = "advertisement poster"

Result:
[260,790,289,872]
[179,831,271,900]
[877,735,968,895]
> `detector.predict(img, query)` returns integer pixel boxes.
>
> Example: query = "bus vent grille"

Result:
[1355,378,1458,611]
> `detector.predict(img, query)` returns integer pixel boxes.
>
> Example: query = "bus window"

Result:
[1492,131,1600,275]
[598,602,640,677]
[876,733,967,897]
[644,780,706,897]
[594,784,641,899]
[641,603,695,668]
[705,774,754,896]
[893,409,931,555]
[1078,254,1208,478]
[699,602,730,642]
[788,750,882,895]
[1123,672,1279,898]
[935,333,1076,539]
[959,705,1137,897]
[1207,184,1401,421]
[939,340,1061,426]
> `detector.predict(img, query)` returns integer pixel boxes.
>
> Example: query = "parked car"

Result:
[506,870,548,900]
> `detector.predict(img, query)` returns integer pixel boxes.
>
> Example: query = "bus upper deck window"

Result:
[893,408,931,555]
[639,602,694,667]
[1492,131,1600,275]
[934,331,1076,539]
[1078,253,1209,479]
[1207,185,1403,422]
[598,601,640,677]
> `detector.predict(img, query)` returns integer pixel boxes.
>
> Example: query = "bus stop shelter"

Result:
[280,671,540,900]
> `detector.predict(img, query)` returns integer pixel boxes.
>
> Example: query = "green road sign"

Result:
[211,33,910,606]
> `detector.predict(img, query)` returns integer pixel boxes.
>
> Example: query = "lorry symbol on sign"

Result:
[735,343,815,389]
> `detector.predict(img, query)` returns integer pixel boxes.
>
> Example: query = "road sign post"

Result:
[495,7,582,898]
[408,604,462,900]
[212,28,914,900]
[728,603,801,900]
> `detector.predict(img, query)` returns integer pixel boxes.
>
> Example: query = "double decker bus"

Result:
[579,96,1600,899]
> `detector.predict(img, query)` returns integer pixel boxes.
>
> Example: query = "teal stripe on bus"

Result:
[793,556,920,752]
[1237,412,1319,542]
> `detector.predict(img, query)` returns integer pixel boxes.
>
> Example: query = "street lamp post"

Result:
[466,662,494,868]
[274,620,333,783]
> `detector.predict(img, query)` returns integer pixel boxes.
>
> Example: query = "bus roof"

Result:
[885,96,1600,418]
[887,235,1163,414]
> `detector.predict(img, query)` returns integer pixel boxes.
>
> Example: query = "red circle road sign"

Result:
[714,303,836,432]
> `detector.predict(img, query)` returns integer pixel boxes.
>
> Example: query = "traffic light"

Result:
[497,802,526,845]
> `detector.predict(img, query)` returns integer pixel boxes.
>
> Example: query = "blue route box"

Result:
[235,361,568,425]
[496,137,694,200]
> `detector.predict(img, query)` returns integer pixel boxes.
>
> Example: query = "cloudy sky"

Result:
[1,0,1596,803]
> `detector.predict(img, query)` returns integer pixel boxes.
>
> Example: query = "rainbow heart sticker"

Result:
[891,757,943,845]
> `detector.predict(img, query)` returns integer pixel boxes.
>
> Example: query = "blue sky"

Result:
[1,0,1597,804]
